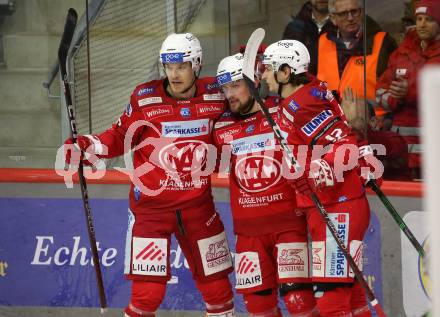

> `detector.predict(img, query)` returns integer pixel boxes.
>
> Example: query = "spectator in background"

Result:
[282,0,336,75]
[376,0,440,179]
[317,0,397,119]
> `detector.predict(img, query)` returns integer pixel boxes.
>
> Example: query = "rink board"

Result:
[0,196,383,313]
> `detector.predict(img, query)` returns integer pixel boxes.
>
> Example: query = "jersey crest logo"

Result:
[180,107,191,117]
[235,155,281,193]
[158,140,209,179]
[246,124,255,134]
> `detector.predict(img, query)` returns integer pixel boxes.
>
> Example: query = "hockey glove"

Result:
[358,143,383,187]
[64,135,98,166]
[289,159,335,196]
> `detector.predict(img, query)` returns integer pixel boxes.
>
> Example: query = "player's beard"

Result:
[238,95,255,115]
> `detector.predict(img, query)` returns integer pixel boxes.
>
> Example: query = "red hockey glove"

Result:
[358,143,383,187]
[63,135,94,166]
[289,159,335,196]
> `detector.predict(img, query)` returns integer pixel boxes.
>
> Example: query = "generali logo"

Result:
[279,248,305,266]
[205,239,229,268]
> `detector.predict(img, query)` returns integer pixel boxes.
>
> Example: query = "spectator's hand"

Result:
[64,136,94,166]
[341,87,357,122]
[389,77,408,99]
[341,87,368,138]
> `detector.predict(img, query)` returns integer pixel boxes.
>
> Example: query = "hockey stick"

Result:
[368,179,425,257]
[242,28,387,317]
[58,8,107,313]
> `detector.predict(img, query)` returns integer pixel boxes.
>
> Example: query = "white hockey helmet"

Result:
[262,40,310,75]
[159,33,202,72]
[216,53,244,86]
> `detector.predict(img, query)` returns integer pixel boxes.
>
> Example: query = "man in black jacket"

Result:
[282,0,336,75]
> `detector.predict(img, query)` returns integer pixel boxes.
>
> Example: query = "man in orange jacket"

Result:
[316,0,396,118]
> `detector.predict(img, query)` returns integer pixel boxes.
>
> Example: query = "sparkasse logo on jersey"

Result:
[230,133,275,155]
[161,119,210,137]
[327,213,349,278]
[301,109,333,136]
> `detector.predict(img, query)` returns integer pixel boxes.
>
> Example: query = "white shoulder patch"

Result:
[139,97,163,107]
[269,106,279,113]
[283,107,294,123]
[214,121,234,129]
[203,93,225,101]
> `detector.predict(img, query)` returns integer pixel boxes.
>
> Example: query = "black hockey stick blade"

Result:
[58,8,78,77]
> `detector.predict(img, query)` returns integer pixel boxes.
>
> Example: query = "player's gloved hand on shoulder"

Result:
[289,159,335,196]
[63,135,95,166]
[358,143,383,187]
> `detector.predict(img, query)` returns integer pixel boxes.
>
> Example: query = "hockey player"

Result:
[261,40,377,317]
[213,53,319,317]
[64,33,234,317]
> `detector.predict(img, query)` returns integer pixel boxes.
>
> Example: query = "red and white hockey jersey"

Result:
[213,98,304,236]
[90,77,226,213]
[281,80,365,208]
